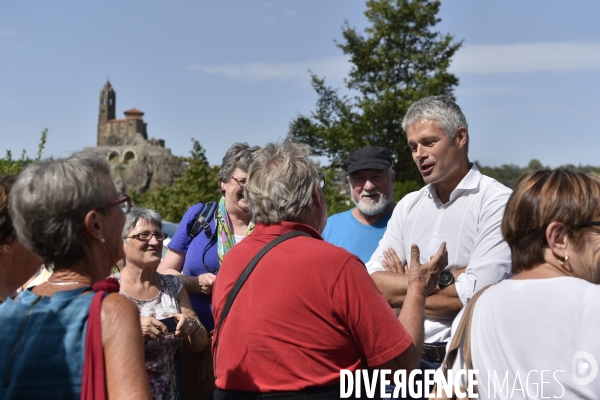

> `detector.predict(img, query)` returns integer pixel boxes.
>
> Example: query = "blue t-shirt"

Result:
[322,208,393,263]
[168,202,219,332]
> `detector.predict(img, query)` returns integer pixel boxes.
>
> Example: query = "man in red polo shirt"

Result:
[212,140,447,399]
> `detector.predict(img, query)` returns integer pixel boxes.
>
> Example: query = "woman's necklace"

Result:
[46,280,82,286]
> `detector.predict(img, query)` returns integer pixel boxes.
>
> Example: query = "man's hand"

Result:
[407,242,448,295]
[382,248,407,274]
[185,273,216,295]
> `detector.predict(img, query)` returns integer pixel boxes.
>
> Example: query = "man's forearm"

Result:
[397,284,427,370]
[424,284,464,319]
[370,271,408,307]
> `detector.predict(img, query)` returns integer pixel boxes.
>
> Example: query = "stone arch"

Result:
[123,150,136,163]
[107,150,120,164]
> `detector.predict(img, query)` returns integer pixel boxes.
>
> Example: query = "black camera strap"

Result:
[212,230,311,377]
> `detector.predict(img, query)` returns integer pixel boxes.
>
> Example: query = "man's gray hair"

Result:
[122,206,163,241]
[217,142,260,191]
[245,140,319,225]
[402,95,469,152]
[8,151,115,265]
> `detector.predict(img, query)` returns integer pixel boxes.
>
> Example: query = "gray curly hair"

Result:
[9,151,115,265]
[245,140,319,224]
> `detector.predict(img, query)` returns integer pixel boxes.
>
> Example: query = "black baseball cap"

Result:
[346,146,393,175]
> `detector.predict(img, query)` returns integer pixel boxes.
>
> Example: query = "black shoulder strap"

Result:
[212,230,311,375]
[189,201,218,238]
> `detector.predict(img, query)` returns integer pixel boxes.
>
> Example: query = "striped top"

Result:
[0,287,94,399]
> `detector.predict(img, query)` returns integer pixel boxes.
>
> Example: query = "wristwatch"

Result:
[438,270,455,288]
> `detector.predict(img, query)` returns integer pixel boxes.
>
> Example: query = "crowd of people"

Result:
[0,95,598,400]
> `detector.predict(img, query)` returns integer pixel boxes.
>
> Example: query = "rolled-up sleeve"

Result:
[454,188,512,306]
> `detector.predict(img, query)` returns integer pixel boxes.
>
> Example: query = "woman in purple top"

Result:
[158,143,259,332]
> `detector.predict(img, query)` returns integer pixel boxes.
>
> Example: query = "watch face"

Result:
[438,270,454,287]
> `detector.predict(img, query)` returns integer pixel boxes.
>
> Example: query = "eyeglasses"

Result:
[126,231,168,242]
[231,176,247,188]
[97,194,132,214]
[318,173,325,189]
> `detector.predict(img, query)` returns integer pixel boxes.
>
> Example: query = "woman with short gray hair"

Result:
[159,143,259,330]
[0,151,151,399]
[117,206,207,400]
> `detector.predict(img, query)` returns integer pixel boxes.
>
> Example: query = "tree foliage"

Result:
[0,128,48,176]
[475,159,600,189]
[133,139,220,222]
[289,0,461,188]
[322,167,353,216]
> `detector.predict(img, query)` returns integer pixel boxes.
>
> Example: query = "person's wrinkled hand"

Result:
[382,248,408,274]
[170,313,197,338]
[407,242,448,295]
[185,273,216,295]
[140,316,168,341]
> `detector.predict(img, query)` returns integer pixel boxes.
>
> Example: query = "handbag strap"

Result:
[212,230,312,374]
[440,284,493,384]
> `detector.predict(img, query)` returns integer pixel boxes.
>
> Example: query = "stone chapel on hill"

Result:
[86,81,184,194]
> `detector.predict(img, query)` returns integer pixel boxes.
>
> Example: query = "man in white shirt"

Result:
[366,95,512,371]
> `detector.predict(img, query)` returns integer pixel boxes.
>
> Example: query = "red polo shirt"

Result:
[212,221,412,392]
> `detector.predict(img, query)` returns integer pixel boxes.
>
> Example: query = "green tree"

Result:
[321,167,353,216]
[134,139,220,222]
[289,0,461,190]
[0,128,48,176]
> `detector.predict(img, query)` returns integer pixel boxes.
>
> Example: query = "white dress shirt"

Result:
[366,164,512,342]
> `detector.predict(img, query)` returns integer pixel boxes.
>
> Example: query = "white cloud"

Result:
[452,42,600,74]
[286,9,298,17]
[258,15,277,26]
[187,56,351,86]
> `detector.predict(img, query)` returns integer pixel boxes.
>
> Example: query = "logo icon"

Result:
[572,351,598,386]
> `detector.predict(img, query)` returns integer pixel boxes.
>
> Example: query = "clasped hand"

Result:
[140,314,196,341]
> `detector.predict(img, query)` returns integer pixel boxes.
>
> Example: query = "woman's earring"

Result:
[558,254,569,266]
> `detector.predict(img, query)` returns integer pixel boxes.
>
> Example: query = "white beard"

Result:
[352,192,390,216]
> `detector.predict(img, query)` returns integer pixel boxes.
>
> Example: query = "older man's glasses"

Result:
[126,231,168,242]
[318,173,325,189]
[97,194,132,214]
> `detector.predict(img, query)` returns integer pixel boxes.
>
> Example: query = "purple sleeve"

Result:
[167,203,204,254]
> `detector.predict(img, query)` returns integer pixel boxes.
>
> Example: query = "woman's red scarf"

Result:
[81,277,120,400]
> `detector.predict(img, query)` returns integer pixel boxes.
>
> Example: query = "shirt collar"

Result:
[251,221,322,240]
[427,163,481,205]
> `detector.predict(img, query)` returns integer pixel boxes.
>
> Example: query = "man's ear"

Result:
[455,127,468,149]
[313,184,323,208]
[83,210,104,242]
[546,221,568,258]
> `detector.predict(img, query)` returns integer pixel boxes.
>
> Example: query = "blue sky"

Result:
[2,1,600,168]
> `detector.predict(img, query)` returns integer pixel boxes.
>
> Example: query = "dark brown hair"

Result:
[0,175,16,245]
[502,169,600,274]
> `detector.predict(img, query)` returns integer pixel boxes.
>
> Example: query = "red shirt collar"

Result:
[250,221,323,240]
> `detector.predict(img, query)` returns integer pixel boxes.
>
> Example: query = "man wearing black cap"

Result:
[322,146,396,262]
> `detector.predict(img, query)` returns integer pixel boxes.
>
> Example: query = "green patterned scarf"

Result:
[216,196,255,264]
